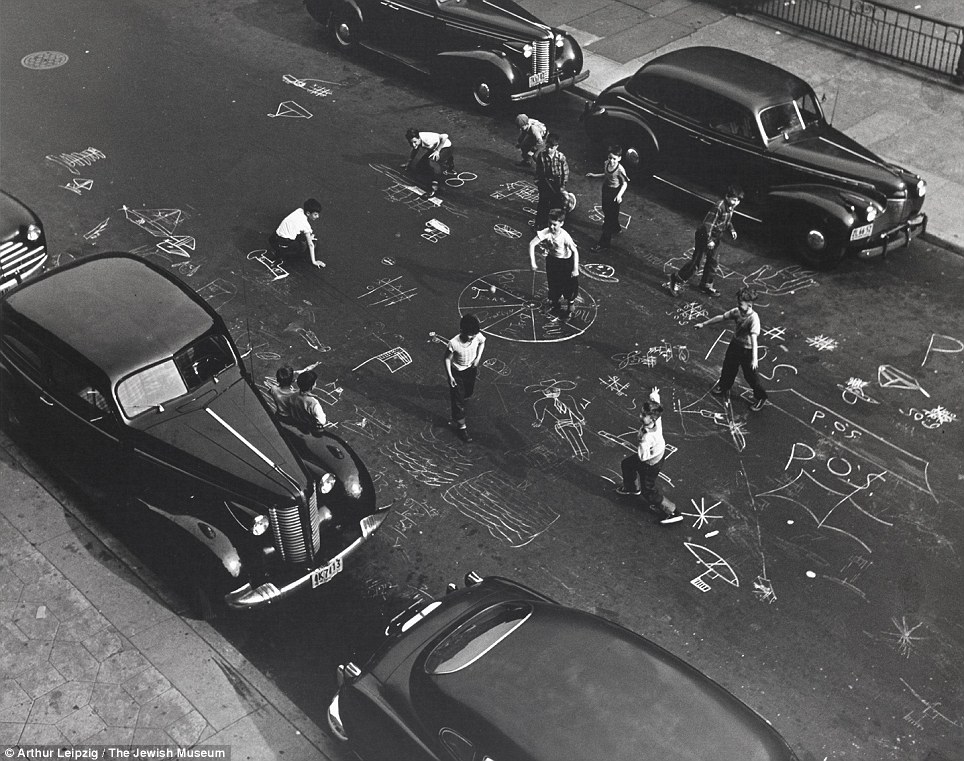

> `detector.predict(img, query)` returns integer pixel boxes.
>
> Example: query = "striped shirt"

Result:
[446,333,486,371]
[536,148,569,186]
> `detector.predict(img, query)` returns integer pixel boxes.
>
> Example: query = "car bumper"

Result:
[510,70,590,102]
[854,213,927,259]
[224,512,388,610]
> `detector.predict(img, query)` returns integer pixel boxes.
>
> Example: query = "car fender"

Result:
[584,105,660,152]
[433,50,515,87]
[766,186,856,233]
[137,497,244,579]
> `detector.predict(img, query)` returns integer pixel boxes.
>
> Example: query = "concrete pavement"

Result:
[522,0,964,255]
[0,431,343,759]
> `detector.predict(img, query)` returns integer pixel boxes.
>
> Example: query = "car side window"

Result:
[706,97,760,143]
[659,82,706,123]
[48,353,112,420]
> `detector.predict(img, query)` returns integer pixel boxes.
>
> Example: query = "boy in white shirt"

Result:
[444,314,485,442]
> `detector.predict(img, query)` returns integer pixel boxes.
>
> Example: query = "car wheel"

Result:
[330,10,360,50]
[614,131,656,183]
[791,218,846,268]
[470,76,502,110]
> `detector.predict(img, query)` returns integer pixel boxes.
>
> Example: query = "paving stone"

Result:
[0,628,54,680]
[132,725,177,745]
[165,708,209,747]
[84,724,135,747]
[83,626,127,661]
[0,679,32,724]
[50,640,101,682]
[9,549,61,586]
[20,577,92,622]
[123,667,173,705]
[16,661,67,700]
[57,605,111,642]
[136,689,194,729]
[96,649,152,684]
[0,566,26,602]
[0,720,25,744]
[18,722,67,745]
[10,600,61,640]
[25,681,93,725]
[206,704,320,760]
[58,703,107,744]
[574,3,654,37]
[89,682,139,728]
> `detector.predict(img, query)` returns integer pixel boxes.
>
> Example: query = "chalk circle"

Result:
[458,269,597,343]
[381,257,396,266]
[22,51,69,70]
[445,172,478,188]
[805,571,816,579]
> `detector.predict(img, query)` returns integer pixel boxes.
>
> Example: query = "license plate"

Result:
[311,556,343,588]
[529,71,549,87]
[850,223,873,241]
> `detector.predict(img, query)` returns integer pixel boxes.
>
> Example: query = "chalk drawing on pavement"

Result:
[684,543,739,593]
[268,100,312,118]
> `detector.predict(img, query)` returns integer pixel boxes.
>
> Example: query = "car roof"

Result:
[3,253,218,382]
[421,601,794,761]
[639,46,813,111]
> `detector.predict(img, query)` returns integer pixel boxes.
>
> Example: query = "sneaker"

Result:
[659,512,685,525]
[456,427,473,442]
[700,284,720,297]
[750,398,767,412]
[710,384,726,396]
[615,487,642,496]
[662,281,680,296]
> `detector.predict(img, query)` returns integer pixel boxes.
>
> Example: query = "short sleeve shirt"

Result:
[279,392,327,429]
[536,227,577,259]
[637,422,665,463]
[724,307,761,348]
[276,208,312,240]
[447,333,486,371]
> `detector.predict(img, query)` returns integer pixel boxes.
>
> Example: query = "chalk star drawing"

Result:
[682,498,723,530]
[806,334,838,351]
[762,326,786,341]
[883,617,927,658]
[443,471,559,547]
[62,179,93,195]
[600,376,629,396]
[838,377,878,405]
[494,224,522,239]
[458,270,596,343]
[752,575,777,604]
[268,100,312,118]
[579,263,618,283]
[123,206,183,237]
[878,364,930,397]
[684,543,739,593]
[84,218,110,240]
[352,347,412,374]
[358,276,417,307]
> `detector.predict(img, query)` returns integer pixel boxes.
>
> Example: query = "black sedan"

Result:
[305,0,588,108]
[584,46,927,267]
[327,573,799,761]
[0,253,388,614]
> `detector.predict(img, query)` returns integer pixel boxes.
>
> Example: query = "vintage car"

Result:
[327,572,800,761]
[0,190,48,295]
[583,46,927,267]
[304,0,588,108]
[0,253,388,613]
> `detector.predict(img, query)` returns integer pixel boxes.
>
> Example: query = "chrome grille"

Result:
[270,505,308,563]
[0,239,47,283]
[308,487,321,553]
[532,40,550,77]
[878,198,912,230]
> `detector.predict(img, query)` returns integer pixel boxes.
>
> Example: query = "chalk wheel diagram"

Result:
[458,269,597,343]
[22,51,69,70]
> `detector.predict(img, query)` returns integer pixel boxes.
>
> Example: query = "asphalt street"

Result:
[1,1,962,760]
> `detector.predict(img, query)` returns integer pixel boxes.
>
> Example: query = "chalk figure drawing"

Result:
[443,471,559,547]
[527,379,589,461]
[458,270,597,343]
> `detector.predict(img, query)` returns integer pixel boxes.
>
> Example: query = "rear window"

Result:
[424,603,531,675]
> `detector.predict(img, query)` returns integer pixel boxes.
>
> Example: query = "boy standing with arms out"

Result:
[445,314,486,442]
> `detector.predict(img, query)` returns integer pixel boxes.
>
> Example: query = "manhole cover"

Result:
[21,51,69,70]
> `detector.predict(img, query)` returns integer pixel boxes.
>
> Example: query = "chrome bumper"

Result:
[224,512,387,610]
[855,213,927,259]
[511,69,590,102]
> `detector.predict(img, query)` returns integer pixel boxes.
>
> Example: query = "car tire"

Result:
[469,76,503,110]
[611,130,656,183]
[791,217,846,268]
[330,10,360,51]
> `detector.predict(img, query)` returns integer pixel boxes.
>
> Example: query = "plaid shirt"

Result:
[536,148,569,187]
[702,199,737,242]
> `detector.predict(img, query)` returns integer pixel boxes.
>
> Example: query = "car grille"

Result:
[0,237,47,286]
[531,40,550,77]
[269,488,321,564]
[877,197,916,231]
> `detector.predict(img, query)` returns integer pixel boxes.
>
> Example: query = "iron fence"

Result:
[747,0,964,82]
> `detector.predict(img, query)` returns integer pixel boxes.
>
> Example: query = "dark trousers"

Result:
[408,146,455,190]
[673,227,719,287]
[536,179,565,230]
[546,255,578,307]
[268,231,308,258]
[449,365,478,426]
[718,341,768,401]
[598,186,621,247]
[621,454,664,509]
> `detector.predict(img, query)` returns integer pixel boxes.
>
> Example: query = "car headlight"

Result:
[26,224,42,242]
[522,43,533,58]
[916,178,926,197]
[555,33,565,48]
[319,472,336,494]
[865,204,878,222]
[251,514,269,536]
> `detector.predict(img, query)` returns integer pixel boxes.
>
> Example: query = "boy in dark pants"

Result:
[696,287,768,411]
[444,314,486,442]
[615,387,682,524]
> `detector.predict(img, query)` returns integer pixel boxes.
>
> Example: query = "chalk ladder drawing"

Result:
[684,543,739,592]
[352,347,412,374]
[442,471,559,547]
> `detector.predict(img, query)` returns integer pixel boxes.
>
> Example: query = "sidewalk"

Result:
[0,431,343,759]
[523,0,964,255]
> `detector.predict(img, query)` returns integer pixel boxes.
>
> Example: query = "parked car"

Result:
[304,0,588,108]
[0,190,48,295]
[327,572,800,761]
[0,253,388,613]
[583,46,927,268]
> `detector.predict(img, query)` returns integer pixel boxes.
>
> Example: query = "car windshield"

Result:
[759,93,822,140]
[116,333,235,417]
[424,602,532,674]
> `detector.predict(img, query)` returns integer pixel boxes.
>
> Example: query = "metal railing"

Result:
[747,0,964,82]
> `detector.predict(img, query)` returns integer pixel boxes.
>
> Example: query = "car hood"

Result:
[136,374,308,504]
[771,127,911,197]
[416,602,795,761]
[445,0,553,41]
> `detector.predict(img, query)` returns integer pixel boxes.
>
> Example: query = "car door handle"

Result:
[39,394,55,406]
